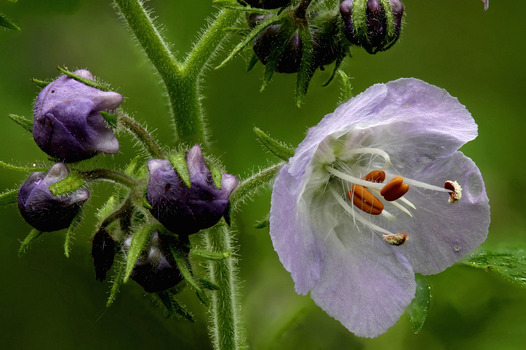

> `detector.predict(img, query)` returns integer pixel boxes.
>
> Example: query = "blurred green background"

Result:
[1,0,525,349]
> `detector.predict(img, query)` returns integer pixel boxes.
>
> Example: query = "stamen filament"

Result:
[326,166,384,189]
[331,189,394,236]
[339,147,391,169]
[399,196,416,209]
[402,178,450,193]
[388,200,413,217]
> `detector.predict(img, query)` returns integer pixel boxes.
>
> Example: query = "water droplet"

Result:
[453,240,462,252]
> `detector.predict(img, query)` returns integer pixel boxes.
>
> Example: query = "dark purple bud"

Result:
[253,24,303,73]
[246,13,272,29]
[312,14,343,69]
[124,231,184,293]
[238,0,291,9]
[147,145,238,236]
[33,70,123,162]
[17,163,89,232]
[92,229,116,282]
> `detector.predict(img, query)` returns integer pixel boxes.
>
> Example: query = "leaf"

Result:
[48,170,86,196]
[407,274,430,334]
[253,127,294,161]
[8,114,33,133]
[0,13,20,31]
[463,249,526,287]
[18,229,43,257]
[0,189,18,206]
[123,224,158,283]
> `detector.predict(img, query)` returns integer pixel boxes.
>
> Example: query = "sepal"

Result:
[253,127,294,161]
[0,189,18,206]
[18,229,42,257]
[8,114,33,133]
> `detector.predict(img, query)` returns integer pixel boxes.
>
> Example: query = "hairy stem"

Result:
[118,112,164,159]
[203,222,246,350]
[82,169,139,188]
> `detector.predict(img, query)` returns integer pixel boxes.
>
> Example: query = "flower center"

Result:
[325,147,462,246]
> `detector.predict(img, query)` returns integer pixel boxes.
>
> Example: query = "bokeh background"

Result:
[1,0,525,349]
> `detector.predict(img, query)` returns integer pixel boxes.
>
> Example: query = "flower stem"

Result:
[203,222,246,350]
[118,112,164,159]
[81,169,139,188]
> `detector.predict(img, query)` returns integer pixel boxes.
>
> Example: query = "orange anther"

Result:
[380,176,409,201]
[347,184,384,215]
[363,170,386,183]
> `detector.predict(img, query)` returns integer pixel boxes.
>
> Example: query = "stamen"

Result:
[348,185,384,215]
[388,200,413,217]
[380,176,410,201]
[383,233,408,246]
[444,180,462,203]
[399,197,417,210]
[326,166,384,190]
[371,188,413,217]
[331,189,394,236]
[402,178,450,193]
[364,170,386,183]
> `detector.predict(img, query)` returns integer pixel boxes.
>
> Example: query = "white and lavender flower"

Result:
[269,78,490,338]
[18,163,90,232]
[147,145,238,236]
[33,69,122,162]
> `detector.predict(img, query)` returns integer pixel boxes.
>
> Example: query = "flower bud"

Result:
[17,163,89,232]
[124,230,183,293]
[238,0,291,9]
[92,228,116,282]
[253,24,303,73]
[33,69,123,162]
[147,145,238,236]
[340,0,404,54]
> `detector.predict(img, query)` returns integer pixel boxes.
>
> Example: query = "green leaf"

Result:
[253,127,294,161]
[190,248,230,261]
[100,111,118,129]
[64,208,83,258]
[57,66,109,91]
[31,78,50,89]
[295,25,314,107]
[169,153,191,188]
[8,114,33,133]
[0,189,18,206]
[18,229,43,257]
[463,249,526,287]
[0,160,47,172]
[407,274,430,334]
[106,262,125,307]
[0,13,20,31]
[48,170,86,196]
[123,224,158,283]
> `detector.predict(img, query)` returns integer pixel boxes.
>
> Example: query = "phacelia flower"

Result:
[33,69,123,162]
[147,145,238,236]
[18,163,90,232]
[123,230,183,293]
[269,78,490,338]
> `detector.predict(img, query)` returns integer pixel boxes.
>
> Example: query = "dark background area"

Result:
[1,1,525,349]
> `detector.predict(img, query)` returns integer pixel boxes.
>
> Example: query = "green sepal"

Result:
[96,196,117,222]
[255,215,269,229]
[8,114,33,133]
[106,262,125,307]
[295,24,314,107]
[378,0,397,51]
[253,127,294,161]
[100,111,118,129]
[48,170,86,196]
[125,155,143,177]
[170,245,208,306]
[213,0,275,13]
[190,248,231,261]
[169,152,192,188]
[0,189,18,206]
[64,207,83,258]
[351,0,368,46]
[199,279,220,291]
[463,249,526,287]
[207,162,223,190]
[57,66,109,91]
[0,13,20,31]
[18,229,42,257]
[216,14,281,70]
[407,274,430,334]
[123,224,159,283]
[247,53,259,72]
[31,78,50,89]
[260,19,294,92]
[337,69,353,103]
[0,160,47,172]
[159,291,195,322]
[142,193,153,210]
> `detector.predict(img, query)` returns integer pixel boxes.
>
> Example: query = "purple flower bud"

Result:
[92,228,116,282]
[147,145,238,236]
[33,69,123,162]
[124,230,183,293]
[18,163,89,232]
[253,24,303,74]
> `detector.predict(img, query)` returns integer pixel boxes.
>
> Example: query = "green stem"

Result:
[203,222,246,350]
[81,169,139,188]
[118,112,164,159]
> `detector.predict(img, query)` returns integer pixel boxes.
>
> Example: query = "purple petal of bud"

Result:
[33,69,123,162]
[18,163,89,232]
[147,145,238,236]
